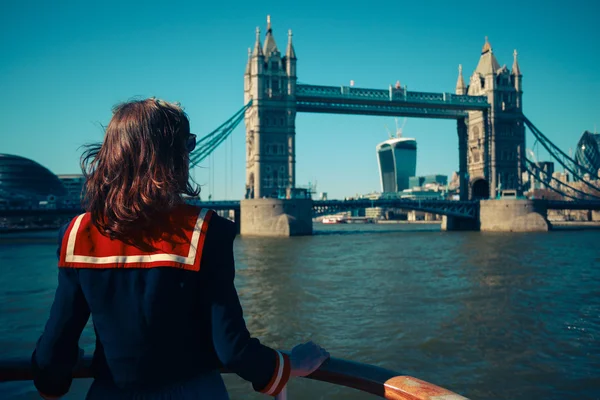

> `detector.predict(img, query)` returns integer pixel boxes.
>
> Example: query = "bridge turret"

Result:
[285,30,297,61]
[468,37,501,96]
[263,15,279,57]
[245,48,251,75]
[245,27,265,105]
[285,29,297,95]
[511,49,523,109]
[252,27,264,60]
[455,64,466,95]
[244,48,251,92]
[261,16,286,99]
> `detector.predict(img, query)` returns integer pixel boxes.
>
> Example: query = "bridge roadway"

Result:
[3,199,600,220]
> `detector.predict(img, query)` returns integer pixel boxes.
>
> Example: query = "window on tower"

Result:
[264,176,272,188]
[265,166,273,188]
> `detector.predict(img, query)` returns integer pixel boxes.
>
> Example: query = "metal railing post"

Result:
[274,384,288,400]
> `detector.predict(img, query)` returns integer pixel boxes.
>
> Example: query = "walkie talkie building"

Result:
[376,138,417,193]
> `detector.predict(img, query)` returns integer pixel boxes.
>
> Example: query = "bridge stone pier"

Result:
[240,198,312,236]
[478,199,550,232]
[442,199,550,232]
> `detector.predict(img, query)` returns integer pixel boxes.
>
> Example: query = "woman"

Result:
[32,98,329,399]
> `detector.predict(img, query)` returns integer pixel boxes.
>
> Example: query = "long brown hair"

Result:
[81,98,199,241]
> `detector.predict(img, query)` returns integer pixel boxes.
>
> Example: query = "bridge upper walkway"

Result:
[295,84,489,119]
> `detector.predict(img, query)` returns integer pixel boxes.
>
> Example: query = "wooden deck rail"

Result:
[0,355,469,400]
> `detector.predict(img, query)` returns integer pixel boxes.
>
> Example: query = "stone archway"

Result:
[471,178,490,200]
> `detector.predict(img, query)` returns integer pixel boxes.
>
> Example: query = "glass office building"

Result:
[376,138,417,192]
[574,131,600,179]
[0,154,67,206]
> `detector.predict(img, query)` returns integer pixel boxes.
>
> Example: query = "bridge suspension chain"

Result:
[523,159,600,201]
[189,101,252,168]
[523,117,600,194]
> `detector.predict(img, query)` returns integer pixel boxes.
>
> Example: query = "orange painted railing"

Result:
[0,355,469,400]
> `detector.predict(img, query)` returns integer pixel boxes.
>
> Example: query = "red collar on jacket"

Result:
[58,206,213,271]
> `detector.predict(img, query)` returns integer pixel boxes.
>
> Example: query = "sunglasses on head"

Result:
[187,134,197,152]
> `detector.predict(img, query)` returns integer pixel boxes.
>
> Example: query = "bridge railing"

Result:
[313,198,479,219]
[0,355,469,400]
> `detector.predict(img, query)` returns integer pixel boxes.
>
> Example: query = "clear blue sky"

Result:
[1,0,599,199]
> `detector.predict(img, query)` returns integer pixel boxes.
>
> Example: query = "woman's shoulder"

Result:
[180,204,236,239]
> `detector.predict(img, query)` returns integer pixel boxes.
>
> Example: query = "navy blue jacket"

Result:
[32,206,290,397]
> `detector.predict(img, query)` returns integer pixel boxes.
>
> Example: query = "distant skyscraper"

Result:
[574,131,600,180]
[409,174,448,188]
[376,135,417,193]
[528,162,554,190]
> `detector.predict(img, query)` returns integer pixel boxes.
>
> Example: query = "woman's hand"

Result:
[289,341,330,377]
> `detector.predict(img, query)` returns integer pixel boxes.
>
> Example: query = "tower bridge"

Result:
[243,18,524,207]
[239,16,533,235]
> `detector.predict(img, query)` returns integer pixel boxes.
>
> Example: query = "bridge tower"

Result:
[244,16,297,199]
[457,38,524,199]
[241,17,311,236]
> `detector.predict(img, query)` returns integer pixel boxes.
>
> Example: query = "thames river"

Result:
[0,224,599,399]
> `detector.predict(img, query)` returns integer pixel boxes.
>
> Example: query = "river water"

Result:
[0,224,599,399]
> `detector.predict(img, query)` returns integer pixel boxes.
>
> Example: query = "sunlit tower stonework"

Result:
[244,16,297,199]
[456,38,524,198]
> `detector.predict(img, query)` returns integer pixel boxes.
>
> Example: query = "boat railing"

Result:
[0,354,468,399]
